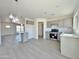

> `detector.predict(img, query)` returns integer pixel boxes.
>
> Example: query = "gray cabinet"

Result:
[45,31,50,39]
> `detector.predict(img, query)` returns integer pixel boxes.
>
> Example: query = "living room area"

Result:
[0,0,79,59]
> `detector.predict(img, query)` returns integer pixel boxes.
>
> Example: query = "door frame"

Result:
[38,22,44,39]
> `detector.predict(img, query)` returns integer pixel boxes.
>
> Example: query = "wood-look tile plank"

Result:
[0,36,70,59]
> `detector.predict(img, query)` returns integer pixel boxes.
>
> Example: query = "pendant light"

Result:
[15,0,18,2]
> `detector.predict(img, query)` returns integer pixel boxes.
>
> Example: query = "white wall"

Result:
[25,18,35,39]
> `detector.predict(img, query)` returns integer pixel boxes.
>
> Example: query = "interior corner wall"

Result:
[25,24,35,39]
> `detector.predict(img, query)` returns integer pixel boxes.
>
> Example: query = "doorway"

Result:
[16,24,25,43]
[38,22,44,39]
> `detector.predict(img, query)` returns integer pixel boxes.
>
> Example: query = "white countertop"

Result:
[60,33,79,38]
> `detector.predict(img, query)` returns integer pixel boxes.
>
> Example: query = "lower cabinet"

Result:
[60,34,79,59]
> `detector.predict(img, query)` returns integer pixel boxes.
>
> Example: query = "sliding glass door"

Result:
[16,24,25,43]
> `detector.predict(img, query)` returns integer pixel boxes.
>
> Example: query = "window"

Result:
[16,25,21,33]
[16,24,24,33]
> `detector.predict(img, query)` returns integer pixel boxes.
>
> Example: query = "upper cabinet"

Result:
[47,18,72,28]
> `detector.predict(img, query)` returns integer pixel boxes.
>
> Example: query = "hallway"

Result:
[0,37,70,59]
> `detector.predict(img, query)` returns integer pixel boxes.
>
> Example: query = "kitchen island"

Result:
[60,33,79,59]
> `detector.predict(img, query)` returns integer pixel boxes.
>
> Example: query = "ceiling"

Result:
[0,0,79,18]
